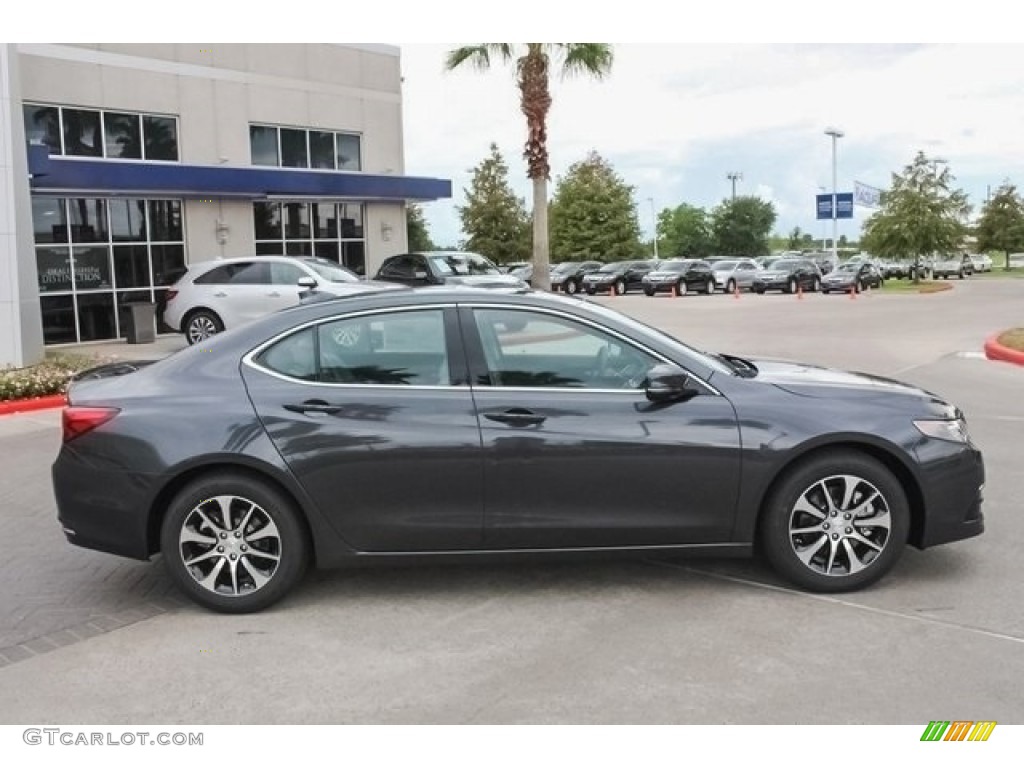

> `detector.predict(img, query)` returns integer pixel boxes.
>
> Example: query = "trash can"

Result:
[123,302,156,344]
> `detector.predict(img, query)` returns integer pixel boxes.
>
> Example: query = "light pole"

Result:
[817,186,827,251]
[727,171,742,201]
[647,197,659,261]
[824,127,844,265]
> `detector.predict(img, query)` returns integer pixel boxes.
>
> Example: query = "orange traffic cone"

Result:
[848,286,857,300]
[671,284,679,298]
[797,285,804,300]
[733,284,740,300]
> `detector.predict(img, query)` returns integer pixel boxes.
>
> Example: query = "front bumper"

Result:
[913,440,985,548]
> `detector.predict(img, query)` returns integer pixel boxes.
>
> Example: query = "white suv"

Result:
[164,256,366,344]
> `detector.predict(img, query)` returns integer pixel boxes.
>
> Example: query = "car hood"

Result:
[645,271,681,279]
[445,274,526,288]
[749,358,954,412]
[824,273,856,281]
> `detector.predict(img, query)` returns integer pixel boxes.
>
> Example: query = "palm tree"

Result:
[445,44,614,291]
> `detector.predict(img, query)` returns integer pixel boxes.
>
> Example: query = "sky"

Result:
[399,43,1024,250]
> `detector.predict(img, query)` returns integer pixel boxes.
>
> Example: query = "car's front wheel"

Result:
[614,279,627,296]
[726,279,737,294]
[705,278,715,294]
[563,279,579,295]
[160,473,310,613]
[759,451,910,592]
[786,278,797,294]
[184,310,224,345]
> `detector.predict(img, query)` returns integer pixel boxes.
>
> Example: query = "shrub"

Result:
[0,354,107,402]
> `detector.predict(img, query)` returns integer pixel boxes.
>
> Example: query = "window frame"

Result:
[23,102,179,163]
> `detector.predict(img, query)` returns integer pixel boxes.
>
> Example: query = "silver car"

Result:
[709,258,760,293]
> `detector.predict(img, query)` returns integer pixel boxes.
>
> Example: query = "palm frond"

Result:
[558,43,614,80]
[444,44,515,72]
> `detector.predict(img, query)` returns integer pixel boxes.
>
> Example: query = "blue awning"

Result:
[26,145,451,202]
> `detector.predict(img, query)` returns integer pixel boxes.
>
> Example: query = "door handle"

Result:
[267,291,281,297]
[482,408,547,427]
[283,400,343,415]
[213,291,228,298]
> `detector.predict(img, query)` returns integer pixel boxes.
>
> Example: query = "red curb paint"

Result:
[0,394,67,416]
[984,334,1024,367]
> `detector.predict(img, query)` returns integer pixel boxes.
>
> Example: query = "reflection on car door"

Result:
[241,307,485,551]
[461,305,742,549]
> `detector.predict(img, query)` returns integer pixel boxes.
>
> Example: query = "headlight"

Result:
[913,418,970,444]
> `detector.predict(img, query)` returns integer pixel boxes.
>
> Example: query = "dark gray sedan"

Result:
[53,288,985,612]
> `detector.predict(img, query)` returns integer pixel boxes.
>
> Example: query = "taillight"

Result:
[62,406,120,442]
[165,289,178,302]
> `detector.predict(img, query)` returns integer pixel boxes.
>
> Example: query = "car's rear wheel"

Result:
[160,473,309,613]
[644,287,656,297]
[614,279,627,296]
[786,278,797,294]
[585,287,597,295]
[726,279,737,294]
[677,280,688,296]
[812,277,821,292]
[705,278,715,294]
[760,451,909,592]
[564,279,579,295]
[184,310,223,345]
[754,287,765,294]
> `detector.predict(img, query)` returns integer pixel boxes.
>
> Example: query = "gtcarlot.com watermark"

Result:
[23,728,203,747]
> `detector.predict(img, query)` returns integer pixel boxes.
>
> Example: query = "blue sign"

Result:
[816,192,854,220]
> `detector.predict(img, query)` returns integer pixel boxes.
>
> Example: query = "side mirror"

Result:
[644,363,700,403]
[297,276,318,289]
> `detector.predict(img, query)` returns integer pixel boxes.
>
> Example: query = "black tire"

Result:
[759,450,910,593]
[822,289,830,295]
[643,287,656,297]
[184,310,224,345]
[160,472,310,613]
[705,278,715,295]
[726,279,737,294]
[856,280,863,293]
[786,278,797,294]
[812,277,821,292]
[585,287,597,296]
[754,287,765,295]
[958,271,964,280]
[677,280,688,297]
[614,278,627,296]
[564,279,579,295]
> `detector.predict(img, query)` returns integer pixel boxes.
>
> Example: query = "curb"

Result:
[984,333,1024,367]
[0,394,67,416]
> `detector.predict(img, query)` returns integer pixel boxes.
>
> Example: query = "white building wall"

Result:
[16,43,410,274]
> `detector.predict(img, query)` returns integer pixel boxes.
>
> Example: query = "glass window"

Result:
[283,203,310,239]
[228,261,270,285]
[472,309,658,390]
[317,310,450,386]
[68,199,108,243]
[254,202,283,241]
[113,245,151,288]
[302,258,358,283]
[104,112,142,159]
[63,109,102,157]
[336,134,361,171]
[76,293,117,341]
[109,199,148,242]
[255,242,284,256]
[255,328,317,382]
[36,247,73,293]
[72,246,113,290]
[23,105,61,154]
[313,241,338,262]
[313,203,338,239]
[32,197,68,243]
[339,204,363,238]
[285,241,313,257]
[342,241,365,276]
[309,131,335,169]
[151,244,186,285]
[280,128,308,168]
[143,115,178,161]
[195,264,244,285]
[249,125,278,166]
[148,200,182,241]
[40,295,77,344]
[270,261,306,286]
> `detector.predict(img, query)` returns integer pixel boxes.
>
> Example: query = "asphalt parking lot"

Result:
[0,278,1022,723]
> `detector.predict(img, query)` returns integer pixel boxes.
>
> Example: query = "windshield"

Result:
[596,262,628,273]
[552,262,579,273]
[301,258,359,283]
[767,259,798,270]
[426,252,500,276]
[711,260,736,270]
[659,261,692,272]
[835,264,860,273]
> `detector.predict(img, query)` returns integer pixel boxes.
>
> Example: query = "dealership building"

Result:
[0,43,450,366]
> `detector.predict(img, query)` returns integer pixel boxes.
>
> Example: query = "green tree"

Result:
[975,181,1024,271]
[658,204,712,258]
[445,44,614,290]
[710,196,778,256]
[406,204,435,252]
[860,151,970,283]
[548,151,641,261]
[787,226,803,250]
[457,143,530,264]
